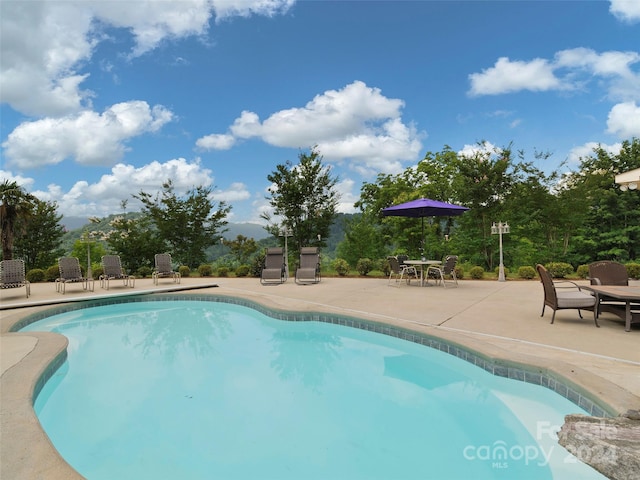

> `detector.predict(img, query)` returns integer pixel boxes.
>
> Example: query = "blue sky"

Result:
[1,0,639,225]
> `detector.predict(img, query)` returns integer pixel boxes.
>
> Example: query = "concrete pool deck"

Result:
[1,276,639,479]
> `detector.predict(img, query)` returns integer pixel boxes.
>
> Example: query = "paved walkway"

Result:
[1,276,639,479]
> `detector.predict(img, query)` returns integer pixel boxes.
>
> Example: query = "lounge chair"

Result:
[0,259,30,298]
[295,247,321,284]
[100,255,135,290]
[588,260,637,320]
[260,247,286,285]
[387,256,418,286]
[536,264,597,326]
[426,255,459,287]
[56,256,94,294]
[153,253,181,285]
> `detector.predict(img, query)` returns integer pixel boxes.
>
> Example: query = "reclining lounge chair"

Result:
[0,259,30,298]
[56,256,94,294]
[153,253,181,285]
[295,247,321,284]
[100,255,135,290]
[261,247,286,285]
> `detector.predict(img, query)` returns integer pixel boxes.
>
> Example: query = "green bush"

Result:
[45,265,59,282]
[494,266,510,277]
[333,258,350,276]
[91,266,103,280]
[236,264,250,277]
[198,264,213,277]
[454,265,464,280]
[179,266,190,278]
[626,262,640,280]
[545,262,573,278]
[517,266,536,279]
[469,266,485,279]
[136,266,152,278]
[250,255,265,277]
[26,269,45,283]
[356,258,373,276]
[576,264,589,279]
[217,266,230,277]
[378,258,391,276]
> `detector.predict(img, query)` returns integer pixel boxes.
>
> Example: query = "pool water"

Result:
[24,301,605,479]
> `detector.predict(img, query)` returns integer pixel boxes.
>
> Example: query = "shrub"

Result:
[545,262,573,278]
[45,265,59,282]
[469,266,485,279]
[250,255,265,277]
[26,269,45,283]
[333,258,350,276]
[198,264,213,277]
[236,264,250,277]
[91,266,103,280]
[626,262,640,280]
[136,266,152,278]
[517,266,536,280]
[217,266,230,277]
[178,266,190,278]
[378,258,391,276]
[576,264,589,279]
[494,266,510,277]
[356,258,373,276]
[454,265,464,280]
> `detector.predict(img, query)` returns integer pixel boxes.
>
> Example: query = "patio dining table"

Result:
[584,285,640,332]
[403,259,442,287]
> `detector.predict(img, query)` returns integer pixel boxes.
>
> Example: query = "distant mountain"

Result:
[62,216,271,240]
[224,222,270,240]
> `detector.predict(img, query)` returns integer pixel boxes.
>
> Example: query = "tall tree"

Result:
[262,148,339,254]
[0,180,36,260]
[103,214,166,272]
[134,180,230,267]
[13,198,65,269]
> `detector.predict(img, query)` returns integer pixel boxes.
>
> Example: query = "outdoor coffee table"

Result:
[403,260,442,287]
[584,285,640,332]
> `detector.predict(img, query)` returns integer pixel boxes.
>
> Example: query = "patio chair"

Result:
[295,247,321,284]
[387,256,418,286]
[260,247,286,285]
[588,260,637,320]
[426,255,459,287]
[56,256,94,294]
[153,253,181,285]
[100,255,135,290]
[536,264,598,326]
[0,259,30,298]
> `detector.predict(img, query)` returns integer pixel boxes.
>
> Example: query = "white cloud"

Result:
[2,101,174,168]
[0,170,35,190]
[196,81,424,176]
[30,158,216,217]
[0,0,295,117]
[567,142,622,164]
[468,57,561,96]
[211,182,250,202]
[212,0,295,23]
[457,141,501,159]
[335,178,358,214]
[606,102,640,138]
[469,48,640,101]
[196,133,237,150]
[610,0,640,23]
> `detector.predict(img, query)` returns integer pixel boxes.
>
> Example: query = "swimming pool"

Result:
[23,297,606,479]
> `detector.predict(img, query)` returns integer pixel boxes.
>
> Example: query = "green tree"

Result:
[135,180,230,268]
[226,235,259,265]
[567,138,640,263]
[336,213,386,266]
[13,198,65,269]
[103,214,166,272]
[262,147,339,255]
[1,180,36,260]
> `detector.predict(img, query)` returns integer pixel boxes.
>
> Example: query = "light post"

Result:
[279,227,292,279]
[491,221,510,282]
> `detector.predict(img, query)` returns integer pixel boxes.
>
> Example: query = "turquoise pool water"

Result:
[24,300,605,479]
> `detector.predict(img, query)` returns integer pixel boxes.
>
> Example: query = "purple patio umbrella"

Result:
[382,198,469,256]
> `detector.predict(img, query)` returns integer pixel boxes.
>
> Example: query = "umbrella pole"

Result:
[421,217,425,260]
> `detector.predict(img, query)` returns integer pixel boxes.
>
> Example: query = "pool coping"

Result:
[1,287,637,479]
